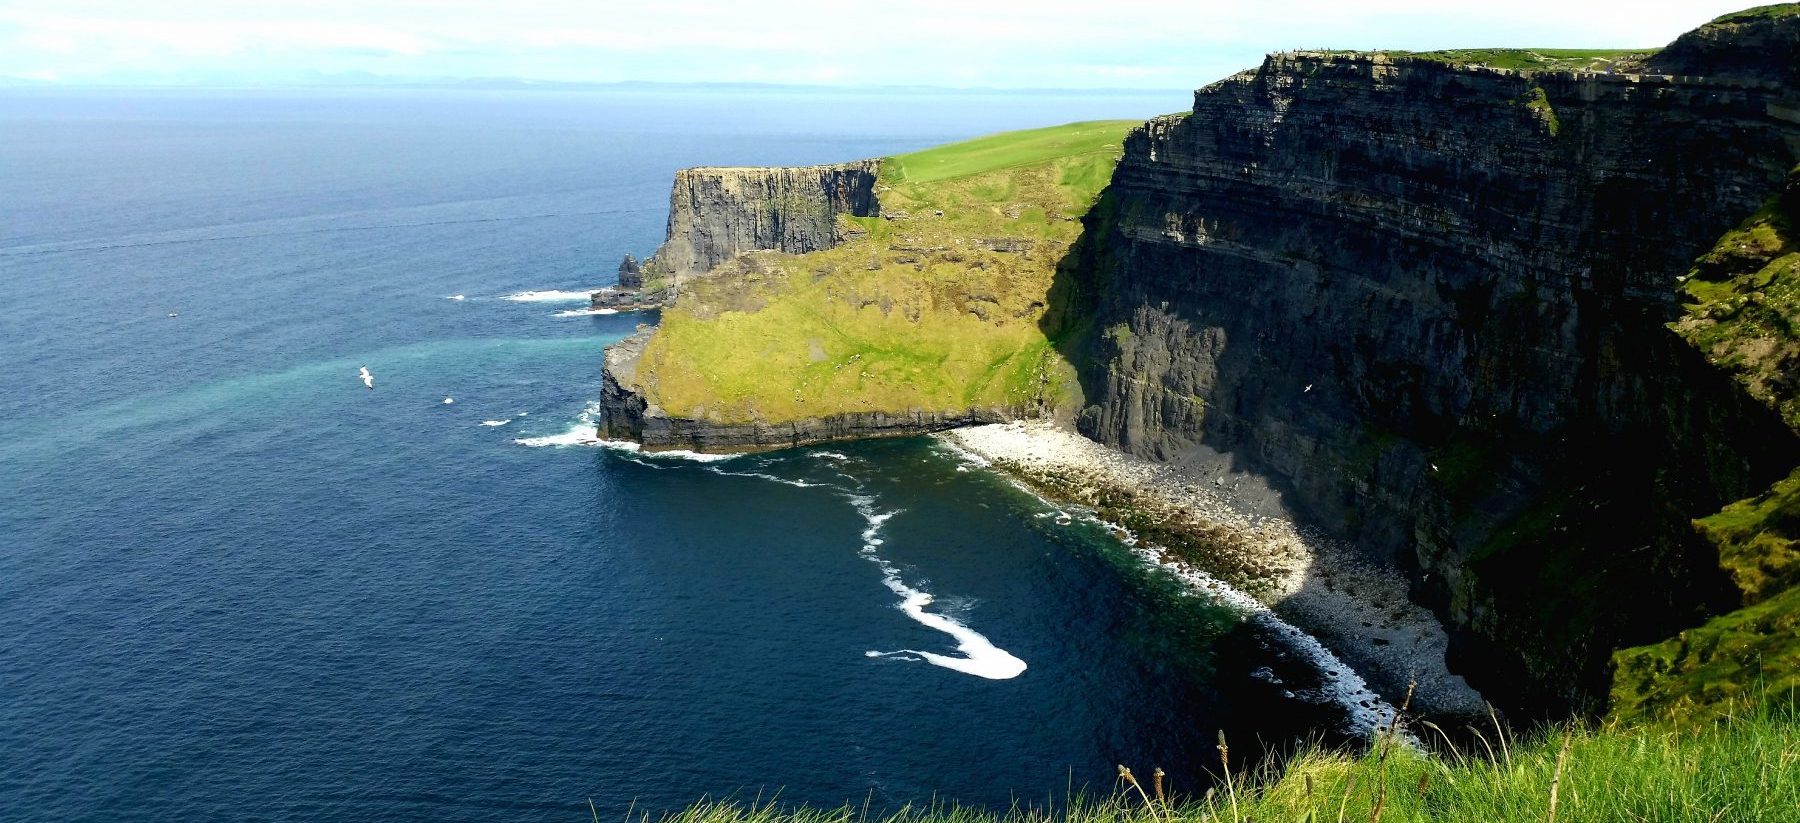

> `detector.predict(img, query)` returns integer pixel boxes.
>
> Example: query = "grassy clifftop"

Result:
[628,121,1137,425]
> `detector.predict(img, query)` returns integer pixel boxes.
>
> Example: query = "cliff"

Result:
[651,161,881,281]
[598,122,1136,452]
[1061,15,1800,715]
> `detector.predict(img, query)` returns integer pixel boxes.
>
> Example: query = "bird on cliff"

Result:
[358,366,374,390]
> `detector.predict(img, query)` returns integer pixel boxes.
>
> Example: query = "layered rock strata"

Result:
[1065,23,1800,714]
[652,161,880,280]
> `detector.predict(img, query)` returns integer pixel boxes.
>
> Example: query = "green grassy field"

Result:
[1715,3,1800,24]
[648,699,1797,823]
[1382,48,1656,72]
[631,120,1141,424]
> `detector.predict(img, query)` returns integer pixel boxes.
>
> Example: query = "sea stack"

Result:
[617,254,643,289]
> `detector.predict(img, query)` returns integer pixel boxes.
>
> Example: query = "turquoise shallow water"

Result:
[0,88,1351,821]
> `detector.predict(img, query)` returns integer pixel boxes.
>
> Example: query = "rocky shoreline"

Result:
[943,420,1487,721]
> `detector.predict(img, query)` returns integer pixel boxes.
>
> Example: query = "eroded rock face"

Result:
[653,161,880,279]
[1068,38,1800,714]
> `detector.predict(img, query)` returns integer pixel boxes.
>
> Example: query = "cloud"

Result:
[0,1,1765,88]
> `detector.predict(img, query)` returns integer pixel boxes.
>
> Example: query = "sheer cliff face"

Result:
[653,161,880,279]
[1070,41,1800,712]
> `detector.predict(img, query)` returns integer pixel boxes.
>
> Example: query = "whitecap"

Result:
[480,419,510,427]
[711,467,815,486]
[553,308,619,318]
[501,288,603,303]
[510,402,745,462]
[1121,537,1397,737]
[445,294,466,301]
[849,495,1027,680]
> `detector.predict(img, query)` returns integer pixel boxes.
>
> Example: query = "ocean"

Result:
[0,87,1351,821]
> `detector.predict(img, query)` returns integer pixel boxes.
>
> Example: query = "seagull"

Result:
[358,366,374,390]
[1303,383,1313,392]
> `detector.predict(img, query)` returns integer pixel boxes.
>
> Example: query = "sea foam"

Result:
[501,288,602,303]
[850,495,1028,680]
[553,308,619,318]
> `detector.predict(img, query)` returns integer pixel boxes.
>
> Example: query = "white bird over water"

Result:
[442,396,454,405]
[358,366,374,390]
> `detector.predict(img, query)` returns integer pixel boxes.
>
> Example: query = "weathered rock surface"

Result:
[1064,17,1800,715]
[617,254,643,289]
[653,161,880,279]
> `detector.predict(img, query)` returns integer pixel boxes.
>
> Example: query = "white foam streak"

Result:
[943,444,1399,737]
[1106,522,1395,737]
[710,468,816,485]
[480,419,511,427]
[445,294,466,300]
[552,308,619,318]
[501,288,602,303]
[850,495,1028,680]
[510,403,745,463]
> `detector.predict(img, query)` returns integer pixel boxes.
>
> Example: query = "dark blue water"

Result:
[0,88,1346,822]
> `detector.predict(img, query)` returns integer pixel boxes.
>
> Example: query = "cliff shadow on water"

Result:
[1044,27,1800,720]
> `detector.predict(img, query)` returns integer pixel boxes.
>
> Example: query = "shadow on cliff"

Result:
[1039,159,1800,723]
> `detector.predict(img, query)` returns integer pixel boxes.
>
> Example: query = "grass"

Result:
[630,121,1141,424]
[1673,169,1800,432]
[1698,466,1800,604]
[1617,165,1800,724]
[1713,3,1800,24]
[1355,48,1656,72]
[1612,586,1800,721]
[642,698,1799,823]
[883,121,1141,186]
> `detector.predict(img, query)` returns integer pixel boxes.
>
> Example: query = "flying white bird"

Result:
[358,366,374,390]
[1303,383,1313,393]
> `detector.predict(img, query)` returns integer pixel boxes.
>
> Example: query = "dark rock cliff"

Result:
[1063,20,1800,715]
[652,161,880,279]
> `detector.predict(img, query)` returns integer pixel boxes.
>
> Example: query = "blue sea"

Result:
[1,87,1352,821]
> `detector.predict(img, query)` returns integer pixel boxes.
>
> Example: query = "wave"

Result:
[501,289,602,303]
[552,308,619,318]
[480,419,510,427]
[445,294,466,301]
[850,495,1029,680]
[510,402,743,463]
[933,439,1397,736]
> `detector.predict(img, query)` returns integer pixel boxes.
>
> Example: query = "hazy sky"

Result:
[0,1,1766,88]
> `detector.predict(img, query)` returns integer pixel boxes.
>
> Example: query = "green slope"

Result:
[631,120,1140,424]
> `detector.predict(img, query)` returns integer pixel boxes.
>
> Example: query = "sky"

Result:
[0,1,1771,89]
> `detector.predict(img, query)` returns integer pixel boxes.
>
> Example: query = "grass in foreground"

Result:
[634,120,1141,424]
[642,700,1798,823]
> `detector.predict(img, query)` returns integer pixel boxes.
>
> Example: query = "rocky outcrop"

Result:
[598,327,1018,452]
[617,254,643,289]
[1063,19,1800,715]
[652,161,880,280]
